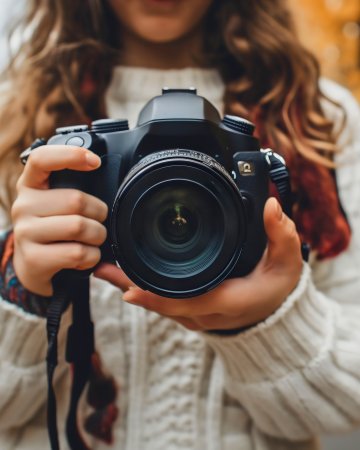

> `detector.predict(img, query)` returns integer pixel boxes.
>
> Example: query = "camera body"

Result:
[49,88,272,298]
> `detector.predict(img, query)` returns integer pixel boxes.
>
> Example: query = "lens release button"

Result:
[91,119,129,133]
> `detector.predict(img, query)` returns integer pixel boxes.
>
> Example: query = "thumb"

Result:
[263,197,301,266]
[93,263,134,291]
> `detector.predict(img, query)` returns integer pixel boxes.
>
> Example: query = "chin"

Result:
[131,19,193,44]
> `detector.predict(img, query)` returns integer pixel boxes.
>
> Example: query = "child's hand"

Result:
[12,145,108,297]
[95,198,303,331]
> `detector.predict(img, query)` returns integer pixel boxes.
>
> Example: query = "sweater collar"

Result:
[105,66,225,125]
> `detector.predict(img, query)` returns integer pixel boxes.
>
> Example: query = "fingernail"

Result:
[86,151,101,167]
[123,291,137,302]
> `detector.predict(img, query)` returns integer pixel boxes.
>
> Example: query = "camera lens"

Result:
[130,180,224,277]
[111,149,246,298]
[158,203,196,246]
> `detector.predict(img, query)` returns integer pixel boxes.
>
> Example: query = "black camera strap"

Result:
[266,150,310,261]
[265,150,293,218]
[46,280,69,450]
[20,140,94,449]
[47,273,94,450]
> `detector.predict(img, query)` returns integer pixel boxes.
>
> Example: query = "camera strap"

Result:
[265,150,293,218]
[265,150,310,261]
[20,141,94,449]
[47,273,94,450]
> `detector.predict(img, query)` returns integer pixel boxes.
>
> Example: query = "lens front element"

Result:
[158,203,196,246]
[131,179,224,278]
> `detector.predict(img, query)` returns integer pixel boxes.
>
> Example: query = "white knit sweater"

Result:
[0,67,359,450]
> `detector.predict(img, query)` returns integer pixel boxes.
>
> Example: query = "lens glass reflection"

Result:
[131,181,224,277]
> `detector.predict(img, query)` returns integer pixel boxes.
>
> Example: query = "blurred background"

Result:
[289,0,360,100]
[0,0,358,448]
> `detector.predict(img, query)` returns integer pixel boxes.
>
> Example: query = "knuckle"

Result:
[71,244,87,264]
[13,221,28,242]
[90,197,108,223]
[79,248,101,269]
[99,202,109,222]
[68,190,86,214]
[11,199,23,221]
[97,224,107,244]
[27,148,42,168]
[70,216,87,238]
[90,248,102,265]
[72,245,101,269]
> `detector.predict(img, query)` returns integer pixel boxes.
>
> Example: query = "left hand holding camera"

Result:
[94,197,303,331]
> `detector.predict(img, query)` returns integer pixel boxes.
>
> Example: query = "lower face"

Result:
[107,0,214,43]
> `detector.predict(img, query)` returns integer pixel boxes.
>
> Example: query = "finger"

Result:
[15,215,107,246]
[192,313,246,331]
[19,145,101,189]
[20,241,101,276]
[263,197,301,267]
[169,314,247,333]
[168,316,203,331]
[122,285,237,317]
[94,263,135,292]
[12,188,108,223]
[123,288,248,331]
[122,275,284,320]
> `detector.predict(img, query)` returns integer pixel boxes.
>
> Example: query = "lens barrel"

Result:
[111,149,246,298]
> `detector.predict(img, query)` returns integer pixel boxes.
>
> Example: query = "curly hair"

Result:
[0,0,350,258]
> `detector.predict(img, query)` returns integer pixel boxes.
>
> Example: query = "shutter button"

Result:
[65,136,85,147]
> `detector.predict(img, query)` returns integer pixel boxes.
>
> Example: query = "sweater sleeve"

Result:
[202,83,360,441]
[0,223,70,430]
[0,230,50,316]
[0,296,70,430]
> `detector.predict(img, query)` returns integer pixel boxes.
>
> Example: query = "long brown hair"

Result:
[0,0,350,257]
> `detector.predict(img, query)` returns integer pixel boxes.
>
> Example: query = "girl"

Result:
[0,0,359,449]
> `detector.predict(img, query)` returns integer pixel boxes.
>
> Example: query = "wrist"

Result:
[1,232,51,316]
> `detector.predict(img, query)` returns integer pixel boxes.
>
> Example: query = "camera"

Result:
[46,88,285,298]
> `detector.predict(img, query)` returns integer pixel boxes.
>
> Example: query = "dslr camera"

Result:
[44,88,288,298]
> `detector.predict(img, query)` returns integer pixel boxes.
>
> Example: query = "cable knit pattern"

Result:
[140,311,204,449]
[105,66,225,127]
[0,68,359,450]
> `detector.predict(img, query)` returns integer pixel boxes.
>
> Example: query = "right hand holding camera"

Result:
[11,145,108,297]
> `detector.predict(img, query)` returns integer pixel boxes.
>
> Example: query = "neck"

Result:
[119,27,207,69]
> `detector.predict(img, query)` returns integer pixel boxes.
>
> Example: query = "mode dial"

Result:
[162,87,197,95]
[91,119,129,133]
[222,115,255,136]
[56,124,89,135]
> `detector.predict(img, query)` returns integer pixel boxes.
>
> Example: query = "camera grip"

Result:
[49,170,98,280]
[49,169,90,191]
[231,152,269,277]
